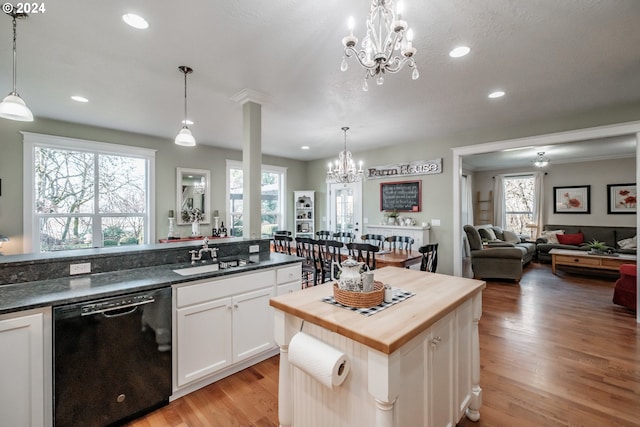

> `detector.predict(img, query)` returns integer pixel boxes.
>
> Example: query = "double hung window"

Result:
[502,174,535,234]
[226,160,286,237]
[23,133,155,253]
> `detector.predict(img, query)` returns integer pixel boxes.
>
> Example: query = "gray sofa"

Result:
[536,224,636,263]
[463,225,535,282]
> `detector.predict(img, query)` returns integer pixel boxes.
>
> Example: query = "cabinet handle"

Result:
[234,303,239,309]
[227,305,232,310]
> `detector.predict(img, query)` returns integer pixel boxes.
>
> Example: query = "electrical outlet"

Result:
[431,219,441,226]
[249,244,260,253]
[70,262,91,275]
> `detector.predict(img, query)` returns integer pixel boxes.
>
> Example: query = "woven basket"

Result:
[333,281,384,308]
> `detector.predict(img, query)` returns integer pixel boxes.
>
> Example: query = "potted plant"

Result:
[384,210,399,225]
[585,239,607,254]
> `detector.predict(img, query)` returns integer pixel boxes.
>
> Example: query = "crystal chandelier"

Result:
[533,152,549,168]
[340,0,419,91]
[327,127,364,183]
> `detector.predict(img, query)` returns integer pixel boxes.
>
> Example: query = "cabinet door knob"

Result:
[234,303,239,309]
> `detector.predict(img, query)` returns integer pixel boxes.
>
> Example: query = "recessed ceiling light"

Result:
[488,90,505,99]
[182,119,194,125]
[71,95,89,103]
[301,146,310,150]
[122,13,149,29]
[449,46,470,58]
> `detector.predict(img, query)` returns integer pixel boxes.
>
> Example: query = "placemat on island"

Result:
[323,286,416,316]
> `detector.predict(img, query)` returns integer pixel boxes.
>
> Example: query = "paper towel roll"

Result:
[288,332,350,389]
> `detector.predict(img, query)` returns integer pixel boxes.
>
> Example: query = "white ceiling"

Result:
[2,0,640,161]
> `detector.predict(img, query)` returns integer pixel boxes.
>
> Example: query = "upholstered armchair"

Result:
[463,225,526,282]
[613,264,637,311]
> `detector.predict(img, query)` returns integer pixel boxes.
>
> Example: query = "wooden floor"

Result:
[127,262,639,427]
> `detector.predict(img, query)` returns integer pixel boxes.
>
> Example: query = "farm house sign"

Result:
[366,158,442,179]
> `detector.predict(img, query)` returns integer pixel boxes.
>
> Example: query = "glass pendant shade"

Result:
[533,152,549,168]
[1,13,33,122]
[175,126,196,146]
[0,93,33,121]
[175,65,196,146]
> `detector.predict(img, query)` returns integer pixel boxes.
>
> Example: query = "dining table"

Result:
[339,247,423,269]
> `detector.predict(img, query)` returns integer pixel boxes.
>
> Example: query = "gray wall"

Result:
[0,117,308,255]
[473,157,636,228]
[306,103,640,275]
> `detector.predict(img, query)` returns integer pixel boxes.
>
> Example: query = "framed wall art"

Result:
[607,183,636,214]
[553,185,590,214]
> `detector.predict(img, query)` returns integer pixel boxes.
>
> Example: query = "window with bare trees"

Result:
[503,174,535,235]
[23,133,155,253]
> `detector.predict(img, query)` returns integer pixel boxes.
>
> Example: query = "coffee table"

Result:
[549,248,637,275]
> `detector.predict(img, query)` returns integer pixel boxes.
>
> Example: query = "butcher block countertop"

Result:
[269,266,485,354]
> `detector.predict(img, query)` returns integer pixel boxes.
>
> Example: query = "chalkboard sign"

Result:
[380,180,422,212]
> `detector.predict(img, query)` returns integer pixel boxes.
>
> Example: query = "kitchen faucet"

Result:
[190,238,219,264]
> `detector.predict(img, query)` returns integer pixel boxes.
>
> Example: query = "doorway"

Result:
[326,181,363,237]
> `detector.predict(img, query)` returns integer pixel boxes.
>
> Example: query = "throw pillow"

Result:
[556,232,584,245]
[476,226,497,241]
[618,235,637,249]
[540,229,564,244]
[502,230,521,244]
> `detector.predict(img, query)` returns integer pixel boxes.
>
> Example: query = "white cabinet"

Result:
[428,312,454,427]
[365,224,430,250]
[0,307,52,427]
[276,264,302,295]
[294,191,315,238]
[174,269,276,389]
[173,263,301,393]
[233,287,276,361]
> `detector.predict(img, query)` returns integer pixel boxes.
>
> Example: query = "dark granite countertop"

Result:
[0,252,302,315]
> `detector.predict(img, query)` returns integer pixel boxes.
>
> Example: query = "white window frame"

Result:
[22,132,156,253]
[502,173,535,234]
[225,160,287,237]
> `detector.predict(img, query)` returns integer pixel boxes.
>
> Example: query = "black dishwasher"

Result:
[54,287,172,427]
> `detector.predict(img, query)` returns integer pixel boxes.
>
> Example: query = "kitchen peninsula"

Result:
[270,267,485,427]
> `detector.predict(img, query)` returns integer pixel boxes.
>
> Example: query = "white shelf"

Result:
[294,191,315,239]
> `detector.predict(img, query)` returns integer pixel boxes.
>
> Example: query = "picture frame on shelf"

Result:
[607,183,636,214]
[553,185,590,214]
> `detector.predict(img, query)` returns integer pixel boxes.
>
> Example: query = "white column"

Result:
[232,89,267,239]
[242,101,261,239]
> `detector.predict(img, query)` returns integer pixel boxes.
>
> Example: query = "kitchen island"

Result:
[270,267,485,427]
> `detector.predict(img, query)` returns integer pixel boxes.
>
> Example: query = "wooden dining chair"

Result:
[385,235,415,250]
[315,230,332,239]
[346,242,379,271]
[273,234,293,255]
[333,231,355,244]
[418,243,438,273]
[360,234,386,249]
[295,237,321,286]
[318,239,344,282]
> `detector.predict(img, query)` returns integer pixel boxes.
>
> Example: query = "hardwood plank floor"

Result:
[127,262,639,427]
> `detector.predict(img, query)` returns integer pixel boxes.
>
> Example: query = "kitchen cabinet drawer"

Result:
[277,264,301,285]
[176,269,275,308]
[277,281,301,296]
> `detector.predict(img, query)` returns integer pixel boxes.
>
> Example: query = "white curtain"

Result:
[493,175,505,228]
[461,174,474,257]
[533,171,544,237]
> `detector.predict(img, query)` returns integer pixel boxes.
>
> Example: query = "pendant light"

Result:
[175,66,195,146]
[0,12,33,122]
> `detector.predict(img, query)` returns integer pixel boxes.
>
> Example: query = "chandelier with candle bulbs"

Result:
[327,127,364,184]
[340,0,419,91]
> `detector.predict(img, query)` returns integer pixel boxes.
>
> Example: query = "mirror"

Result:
[176,168,210,225]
